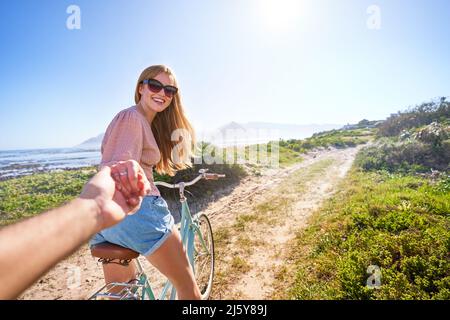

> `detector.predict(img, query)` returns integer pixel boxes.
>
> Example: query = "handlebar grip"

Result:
[205,173,226,180]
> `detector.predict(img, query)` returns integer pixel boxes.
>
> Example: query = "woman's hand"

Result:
[110,160,151,206]
[80,160,151,230]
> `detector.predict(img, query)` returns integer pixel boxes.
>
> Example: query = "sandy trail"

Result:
[219,146,361,299]
[19,146,362,300]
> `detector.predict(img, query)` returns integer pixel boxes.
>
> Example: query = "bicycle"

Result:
[88,168,225,300]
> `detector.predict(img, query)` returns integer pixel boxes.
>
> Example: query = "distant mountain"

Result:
[74,121,345,149]
[74,133,104,150]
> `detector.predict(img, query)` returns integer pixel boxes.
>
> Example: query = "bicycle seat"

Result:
[90,242,139,260]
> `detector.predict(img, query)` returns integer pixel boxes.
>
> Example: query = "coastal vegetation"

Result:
[0,127,370,226]
[282,98,450,299]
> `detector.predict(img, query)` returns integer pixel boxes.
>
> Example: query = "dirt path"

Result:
[19,145,363,300]
[208,145,363,299]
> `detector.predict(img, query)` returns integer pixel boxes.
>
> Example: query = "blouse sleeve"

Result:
[100,110,144,168]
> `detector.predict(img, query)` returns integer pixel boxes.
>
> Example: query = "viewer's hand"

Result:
[79,160,150,229]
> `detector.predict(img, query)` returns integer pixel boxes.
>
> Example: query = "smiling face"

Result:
[138,72,175,113]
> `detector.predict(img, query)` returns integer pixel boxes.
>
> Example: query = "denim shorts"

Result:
[89,195,175,257]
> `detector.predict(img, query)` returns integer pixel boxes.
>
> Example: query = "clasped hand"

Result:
[80,160,152,230]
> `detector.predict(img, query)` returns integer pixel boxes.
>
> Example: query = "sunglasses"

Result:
[143,79,178,98]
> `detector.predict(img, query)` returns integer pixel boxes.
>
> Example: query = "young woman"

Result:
[89,65,200,299]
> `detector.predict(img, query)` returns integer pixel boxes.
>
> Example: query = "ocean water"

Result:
[0,148,101,179]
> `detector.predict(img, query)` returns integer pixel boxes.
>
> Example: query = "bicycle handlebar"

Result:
[153,169,226,189]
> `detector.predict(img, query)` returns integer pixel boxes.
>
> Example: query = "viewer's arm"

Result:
[0,162,150,299]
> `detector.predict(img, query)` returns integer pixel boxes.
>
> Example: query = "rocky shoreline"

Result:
[0,164,99,182]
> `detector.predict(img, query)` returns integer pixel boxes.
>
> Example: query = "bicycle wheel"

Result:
[193,213,214,299]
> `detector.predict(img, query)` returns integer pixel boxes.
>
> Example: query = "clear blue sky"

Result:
[0,0,449,150]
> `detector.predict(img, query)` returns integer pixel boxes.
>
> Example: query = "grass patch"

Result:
[0,167,97,226]
[284,168,450,300]
[214,227,232,247]
[231,256,251,274]
[233,213,263,231]
[278,145,304,167]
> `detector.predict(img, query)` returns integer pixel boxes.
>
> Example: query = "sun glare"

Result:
[257,0,305,33]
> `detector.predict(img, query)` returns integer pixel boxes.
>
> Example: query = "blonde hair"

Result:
[135,65,197,177]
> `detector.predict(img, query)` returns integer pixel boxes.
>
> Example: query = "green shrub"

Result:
[378,97,450,137]
[355,137,449,173]
[288,170,450,300]
[413,122,449,147]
